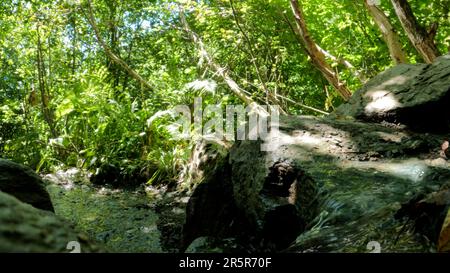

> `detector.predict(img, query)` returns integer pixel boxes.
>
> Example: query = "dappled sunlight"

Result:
[264,117,447,185]
[2,0,450,255]
[364,90,402,114]
[262,117,351,153]
[259,116,450,253]
[379,75,409,87]
[338,159,429,183]
[262,127,329,154]
[273,128,430,184]
[374,131,406,143]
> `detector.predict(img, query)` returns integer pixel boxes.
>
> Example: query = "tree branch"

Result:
[390,0,441,63]
[85,0,155,91]
[364,0,408,64]
[289,0,352,101]
[179,9,269,116]
[229,0,274,104]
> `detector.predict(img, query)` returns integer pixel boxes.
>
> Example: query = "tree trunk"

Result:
[179,11,269,116]
[85,0,155,92]
[364,0,408,64]
[315,44,367,83]
[106,1,121,89]
[229,0,275,105]
[283,11,367,84]
[69,12,77,75]
[390,0,440,63]
[36,24,57,138]
[289,0,352,101]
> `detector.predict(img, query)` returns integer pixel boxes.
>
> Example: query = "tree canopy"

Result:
[1,0,449,180]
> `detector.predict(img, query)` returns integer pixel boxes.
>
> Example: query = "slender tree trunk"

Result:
[282,11,367,83]
[107,2,120,88]
[315,44,368,83]
[364,0,408,64]
[122,20,142,95]
[47,35,52,93]
[290,0,352,101]
[229,0,274,105]
[390,0,440,63]
[70,13,77,75]
[36,24,57,138]
[179,11,269,116]
[85,0,155,91]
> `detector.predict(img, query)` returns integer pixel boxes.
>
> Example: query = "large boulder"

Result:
[0,159,54,211]
[0,191,101,252]
[183,115,450,252]
[333,55,450,132]
[181,141,242,250]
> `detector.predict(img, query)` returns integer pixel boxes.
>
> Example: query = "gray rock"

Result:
[182,141,239,250]
[333,55,450,132]
[0,191,101,252]
[183,58,450,252]
[183,115,450,252]
[183,171,253,251]
[0,159,54,211]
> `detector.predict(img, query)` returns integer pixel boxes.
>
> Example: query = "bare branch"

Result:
[85,0,155,91]
[290,0,352,101]
[179,9,270,116]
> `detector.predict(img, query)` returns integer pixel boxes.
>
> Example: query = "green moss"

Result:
[46,184,162,253]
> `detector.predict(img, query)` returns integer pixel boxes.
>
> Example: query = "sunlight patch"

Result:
[339,159,428,183]
[364,91,401,113]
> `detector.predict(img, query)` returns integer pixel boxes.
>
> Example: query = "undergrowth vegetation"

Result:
[1,0,449,186]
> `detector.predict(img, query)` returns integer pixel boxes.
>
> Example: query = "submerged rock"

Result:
[185,237,224,253]
[0,191,101,252]
[46,175,163,253]
[0,159,54,212]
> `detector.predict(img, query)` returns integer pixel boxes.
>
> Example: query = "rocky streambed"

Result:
[181,55,450,253]
[0,158,188,253]
[1,55,450,253]
[44,169,189,253]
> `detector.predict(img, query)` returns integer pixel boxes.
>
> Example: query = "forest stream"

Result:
[44,169,187,253]
[1,0,450,256]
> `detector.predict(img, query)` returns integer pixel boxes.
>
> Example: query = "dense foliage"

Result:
[1,0,449,184]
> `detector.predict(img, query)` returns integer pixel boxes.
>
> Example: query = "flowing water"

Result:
[44,169,163,252]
